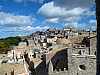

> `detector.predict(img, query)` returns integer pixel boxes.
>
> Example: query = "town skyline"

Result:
[0,0,96,38]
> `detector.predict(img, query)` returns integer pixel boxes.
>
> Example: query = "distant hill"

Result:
[0,36,21,54]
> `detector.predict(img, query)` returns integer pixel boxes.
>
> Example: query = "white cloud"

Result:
[0,12,34,27]
[54,0,94,9]
[38,1,88,24]
[65,22,79,28]
[66,7,86,16]
[81,7,96,16]
[46,18,59,23]
[0,25,49,38]
[0,11,49,38]
[34,26,49,30]
[20,26,49,31]
[63,16,81,22]
[38,2,66,18]
[38,0,96,25]
[23,26,34,31]
[38,2,86,18]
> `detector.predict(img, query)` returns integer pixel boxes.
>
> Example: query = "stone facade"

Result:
[47,46,96,75]
[67,48,96,75]
[26,30,96,75]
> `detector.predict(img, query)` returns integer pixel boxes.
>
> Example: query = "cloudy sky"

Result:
[0,0,96,38]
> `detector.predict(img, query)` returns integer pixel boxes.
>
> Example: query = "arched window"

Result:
[79,65,86,70]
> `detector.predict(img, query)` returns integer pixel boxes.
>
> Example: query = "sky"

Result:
[0,0,96,38]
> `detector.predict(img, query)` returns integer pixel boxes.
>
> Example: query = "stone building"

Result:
[16,29,96,75]
[46,45,96,75]
[29,34,96,75]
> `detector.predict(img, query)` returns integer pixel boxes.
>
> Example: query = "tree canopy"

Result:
[0,36,21,54]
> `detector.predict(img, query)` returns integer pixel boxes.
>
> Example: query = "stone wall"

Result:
[67,48,96,75]
[72,47,89,55]
[31,47,96,75]
[90,36,96,55]
[49,71,68,75]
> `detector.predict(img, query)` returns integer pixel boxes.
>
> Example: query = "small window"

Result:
[66,36,68,39]
[32,55,34,57]
[78,50,81,55]
[79,33,82,35]
[79,65,86,70]
[94,51,96,55]
[61,68,64,71]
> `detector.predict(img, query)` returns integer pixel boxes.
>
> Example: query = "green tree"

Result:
[0,36,21,54]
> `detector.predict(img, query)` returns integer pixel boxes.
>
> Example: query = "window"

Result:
[94,51,96,55]
[78,50,81,55]
[79,65,86,70]
[66,36,68,39]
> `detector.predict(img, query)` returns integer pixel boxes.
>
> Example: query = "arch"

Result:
[51,49,68,72]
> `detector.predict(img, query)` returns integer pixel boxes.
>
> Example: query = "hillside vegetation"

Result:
[0,37,21,54]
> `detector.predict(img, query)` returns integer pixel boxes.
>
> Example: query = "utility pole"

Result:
[89,25,91,55]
